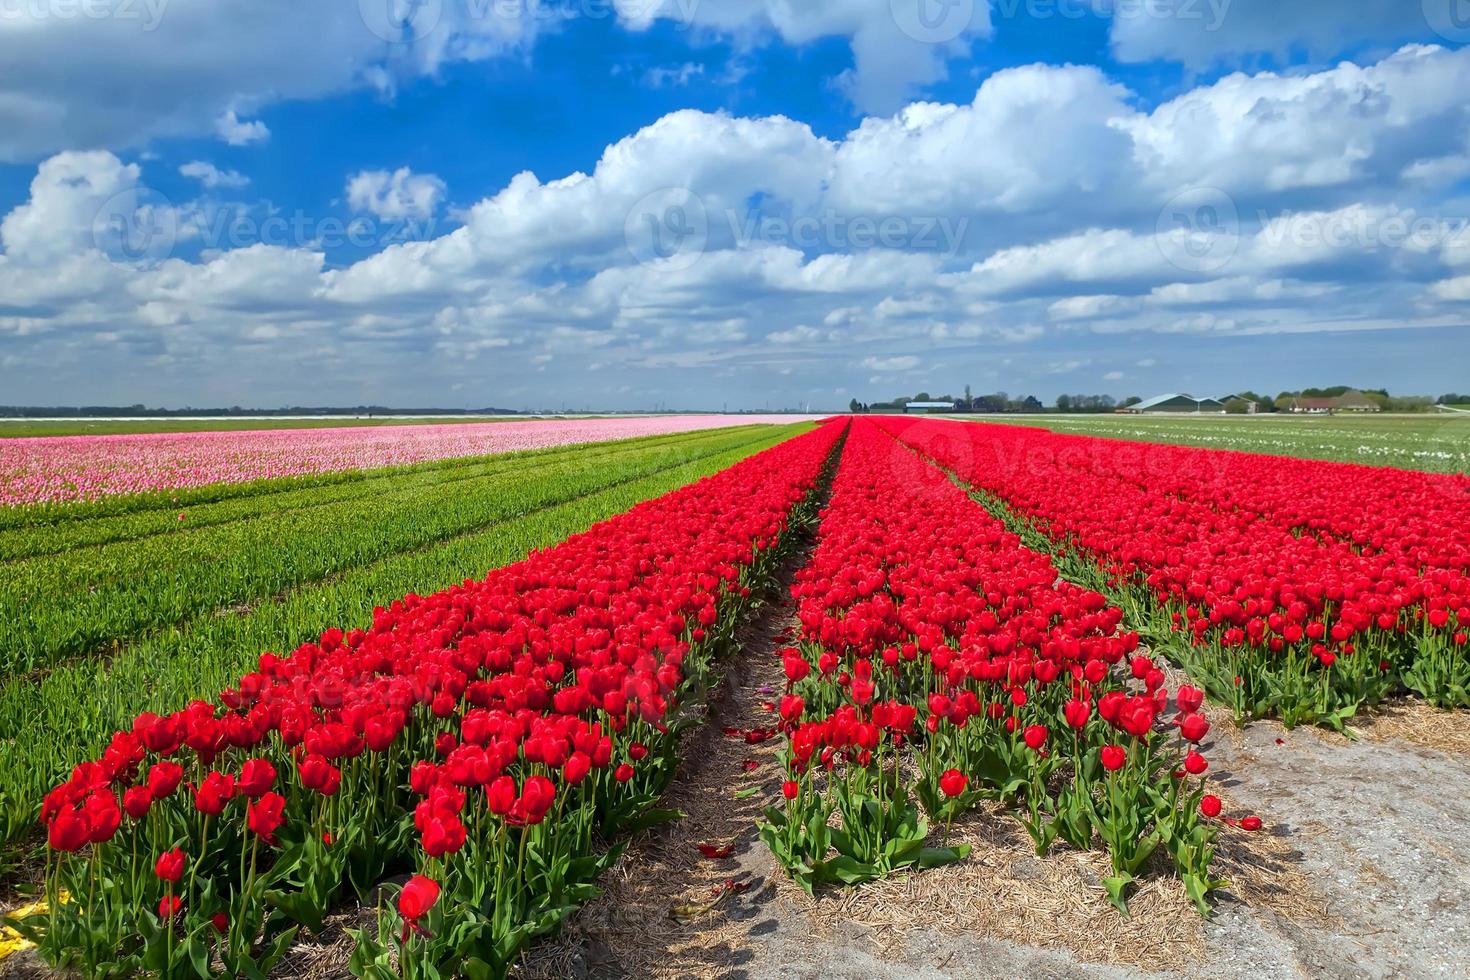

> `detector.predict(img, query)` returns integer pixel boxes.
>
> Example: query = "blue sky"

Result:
[1,0,1468,410]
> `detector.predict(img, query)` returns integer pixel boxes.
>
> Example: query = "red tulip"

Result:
[1183,750,1208,775]
[938,769,969,798]
[236,758,277,798]
[485,775,516,817]
[1179,713,1210,743]
[1022,724,1048,751]
[193,771,234,816]
[47,809,89,853]
[614,763,634,783]
[146,761,185,799]
[123,786,153,819]
[1200,794,1222,818]
[562,752,592,786]
[782,780,799,800]
[157,895,183,919]
[1099,745,1126,772]
[1240,815,1263,831]
[1063,698,1091,730]
[154,848,187,883]
[246,792,286,843]
[399,874,440,930]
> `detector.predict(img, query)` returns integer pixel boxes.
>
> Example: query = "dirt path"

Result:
[525,620,1470,980]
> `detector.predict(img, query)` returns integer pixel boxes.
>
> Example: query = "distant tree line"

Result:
[850,384,1455,416]
[850,389,1044,413]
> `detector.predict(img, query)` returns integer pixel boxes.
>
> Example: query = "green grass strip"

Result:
[0,427,776,675]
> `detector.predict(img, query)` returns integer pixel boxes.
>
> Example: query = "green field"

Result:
[953,413,1470,474]
[0,422,806,850]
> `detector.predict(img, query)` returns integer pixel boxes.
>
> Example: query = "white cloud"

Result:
[1103,370,1124,381]
[7,46,1470,406]
[643,63,705,88]
[861,355,920,371]
[215,110,270,147]
[346,168,447,222]
[179,161,250,189]
[0,1,538,161]
[1104,0,1433,69]
[621,0,995,114]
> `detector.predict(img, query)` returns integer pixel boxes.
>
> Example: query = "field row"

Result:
[0,414,809,507]
[885,417,1470,724]
[0,425,808,847]
[763,420,1231,913]
[21,421,845,977]
[975,413,1470,474]
[0,425,781,676]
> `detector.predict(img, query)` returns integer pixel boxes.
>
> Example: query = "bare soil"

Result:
[522,613,1470,980]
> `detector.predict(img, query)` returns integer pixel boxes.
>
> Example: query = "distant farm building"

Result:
[903,401,956,414]
[1122,393,1226,415]
[1289,390,1380,413]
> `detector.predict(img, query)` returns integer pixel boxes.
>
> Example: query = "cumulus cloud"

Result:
[347,168,447,222]
[6,46,1470,406]
[215,111,270,147]
[0,0,537,161]
[1103,0,1436,69]
[179,161,250,189]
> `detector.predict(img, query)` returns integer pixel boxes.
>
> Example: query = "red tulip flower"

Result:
[123,786,153,820]
[782,780,799,800]
[1184,750,1208,775]
[193,771,235,816]
[47,809,89,853]
[485,775,516,817]
[1022,724,1048,751]
[236,758,277,798]
[1200,794,1223,818]
[146,761,185,799]
[157,895,183,919]
[154,847,187,883]
[1179,713,1210,743]
[1063,698,1091,730]
[246,792,286,844]
[1099,745,1126,772]
[938,769,969,798]
[398,875,441,941]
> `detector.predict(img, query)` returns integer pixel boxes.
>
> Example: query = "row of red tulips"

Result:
[880,417,1470,726]
[18,422,845,979]
[760,420,1252,914]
